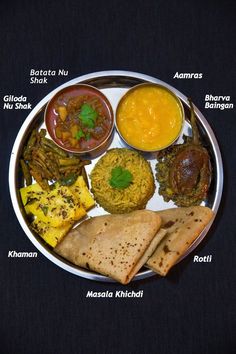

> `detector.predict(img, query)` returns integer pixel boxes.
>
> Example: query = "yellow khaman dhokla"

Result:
[25,185,86,227]
[31,219,74,248]
[69,176,95,210]
[20,176,95,247]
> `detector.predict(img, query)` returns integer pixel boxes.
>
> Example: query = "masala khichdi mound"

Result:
[90,149,155,214]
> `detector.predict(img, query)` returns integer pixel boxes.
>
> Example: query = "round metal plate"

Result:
[9,70,223,282]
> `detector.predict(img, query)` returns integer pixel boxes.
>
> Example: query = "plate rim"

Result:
[8,70,224,282]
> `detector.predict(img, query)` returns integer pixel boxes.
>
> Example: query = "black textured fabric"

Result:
[1,1,236,353]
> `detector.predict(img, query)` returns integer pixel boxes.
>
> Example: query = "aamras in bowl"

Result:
[116,83,184,152]
[45,84,114,154]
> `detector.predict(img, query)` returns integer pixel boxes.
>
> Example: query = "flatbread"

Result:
[55,210,166,284]
[146,206,214,276]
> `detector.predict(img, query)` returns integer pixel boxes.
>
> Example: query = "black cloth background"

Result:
[0,1,236,353]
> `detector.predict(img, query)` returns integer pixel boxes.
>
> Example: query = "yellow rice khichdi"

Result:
[90,148,155,213]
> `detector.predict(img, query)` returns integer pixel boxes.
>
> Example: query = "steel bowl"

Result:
[44,83,114,157]
[115,82,185,152]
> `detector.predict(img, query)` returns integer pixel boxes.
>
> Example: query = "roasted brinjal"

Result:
[156,99,212,207]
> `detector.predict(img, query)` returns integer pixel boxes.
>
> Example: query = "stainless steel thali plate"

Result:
[9,71,223,282]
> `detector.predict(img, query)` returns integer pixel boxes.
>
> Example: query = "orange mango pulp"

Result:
[117,86,183,151]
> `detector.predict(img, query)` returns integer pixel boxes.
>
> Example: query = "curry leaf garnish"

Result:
[79,103,98,128]
[40,205,48,216]
[59,173,77,186]
[109,166,133,189]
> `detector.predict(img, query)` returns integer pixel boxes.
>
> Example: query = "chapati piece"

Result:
[55,210,166,284]
[146,206,214,276]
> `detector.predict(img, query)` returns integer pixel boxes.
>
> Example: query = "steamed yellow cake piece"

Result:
[26,185,86,227]
[20,183,45,207]
[20,177,94,247]
[31,219,74,247]
[69,176,95,210]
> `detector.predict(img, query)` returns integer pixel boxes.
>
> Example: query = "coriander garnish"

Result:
[79,103,98,129]
[109,166,133,189]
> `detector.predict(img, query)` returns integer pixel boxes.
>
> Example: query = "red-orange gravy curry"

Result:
[46,85,113,153]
